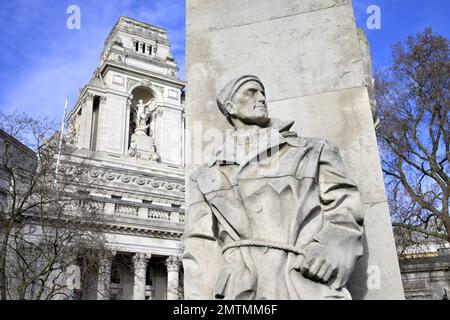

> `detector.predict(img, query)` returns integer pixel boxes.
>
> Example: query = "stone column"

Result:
[66,264,81,300]
[97,252,114,300]
[166,256,181,300]
[90,95,106,152]
[181,111,185,167]
[79,92,94,150]
[124,95,133,153]
[133,253,150,300]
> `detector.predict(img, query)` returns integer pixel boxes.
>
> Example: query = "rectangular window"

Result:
[111,267,120,284]
[135,41,139,52]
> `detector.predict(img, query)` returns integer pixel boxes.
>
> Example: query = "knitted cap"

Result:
[216,75,265,125]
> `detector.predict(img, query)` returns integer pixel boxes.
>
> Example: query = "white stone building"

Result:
[64,16,185,300]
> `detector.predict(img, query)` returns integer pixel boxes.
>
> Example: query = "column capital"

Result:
[84,91,95,103]
[133,253,150,269]
[165,256,181,273]
[98,250,115,265]
[126,95,133,107]
[99,250,116,260]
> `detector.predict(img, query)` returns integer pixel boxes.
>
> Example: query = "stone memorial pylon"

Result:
[184,0,404,299]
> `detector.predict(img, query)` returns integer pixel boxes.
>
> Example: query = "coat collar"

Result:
[207,118,306,167]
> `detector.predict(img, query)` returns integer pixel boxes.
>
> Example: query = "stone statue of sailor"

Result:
[182,75,364,300]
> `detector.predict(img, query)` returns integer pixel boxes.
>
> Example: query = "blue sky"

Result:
[353,0,449,70]
[0,0,448,122]
[0,0,185,120]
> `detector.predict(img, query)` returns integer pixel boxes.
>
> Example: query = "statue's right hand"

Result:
[294,242,339,285]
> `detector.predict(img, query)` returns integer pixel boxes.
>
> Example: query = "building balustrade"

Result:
[91,201,106,211]
[114,203,139,216]
[88,196,184,223]
[148,208,170,221]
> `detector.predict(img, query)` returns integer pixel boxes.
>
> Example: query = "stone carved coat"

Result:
[182,119,364,300]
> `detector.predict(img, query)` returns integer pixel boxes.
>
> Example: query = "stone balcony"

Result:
[85,196,185,224]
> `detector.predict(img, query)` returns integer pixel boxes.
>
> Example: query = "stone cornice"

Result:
[101,62,186,88]
[104,16,169,49]
[124,49,178,70]
[0,129,36,158]
[108,225,182,240]
[400,261,450,272]
[59,159,184,202]
[94,188,183,205]
[101,45,178,72]
[88,168,183,192]
[22,213,184,241]
[105,216,184,239]
[61,153,184,180]
[67,86,107,120]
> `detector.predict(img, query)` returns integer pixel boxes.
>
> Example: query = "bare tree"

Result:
[0,111,106,300]
[375,28,449,252]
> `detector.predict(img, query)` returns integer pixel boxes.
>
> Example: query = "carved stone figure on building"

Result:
[128,135,138,158]
[135,98,157,135]
[65,119,79,147]
[182,75,364,300]
[128,97,160,161]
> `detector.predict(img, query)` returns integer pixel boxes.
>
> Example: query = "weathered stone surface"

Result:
[187,88,388,203]
[400,252,450,300]
[186,2,364,115]
[187,0,351,32]
[183,76,365,299]
[185,0,404,299]
[269,87,386,204]
[347,201,405,299]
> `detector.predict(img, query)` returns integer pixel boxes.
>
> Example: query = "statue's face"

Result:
[227,81,269,126]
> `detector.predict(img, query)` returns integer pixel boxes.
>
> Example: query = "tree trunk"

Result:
[0,229,11,300]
